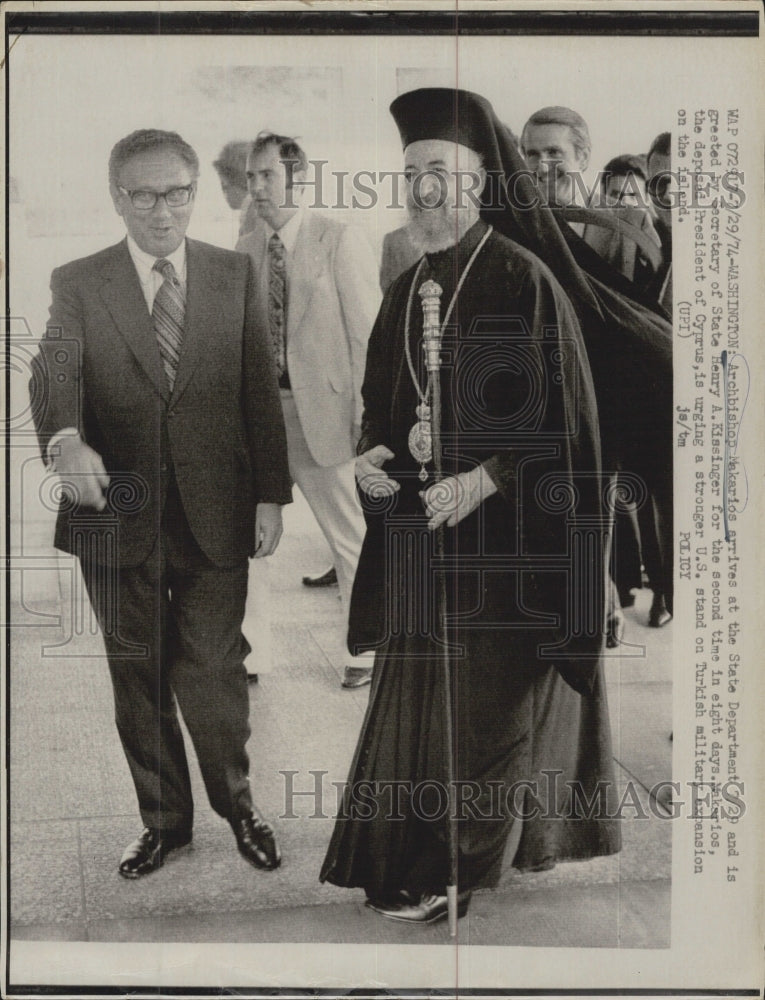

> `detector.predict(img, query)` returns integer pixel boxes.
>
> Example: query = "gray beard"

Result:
[405,209,478,256]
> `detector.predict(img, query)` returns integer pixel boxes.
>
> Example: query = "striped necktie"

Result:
[268,232,287,378]
[152,258,185,391]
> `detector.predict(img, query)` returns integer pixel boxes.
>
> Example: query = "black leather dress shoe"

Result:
[341,665,373,689]
[118,827,192,879]
[648,592,672,628]
[365,890,471,924]
[302,567,338,587]
[232,811,281,870]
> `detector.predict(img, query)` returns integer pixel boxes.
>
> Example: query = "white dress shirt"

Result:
[126,234,187,312]
[263,205,303,264]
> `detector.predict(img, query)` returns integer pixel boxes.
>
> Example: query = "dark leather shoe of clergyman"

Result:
[605,608,626,648]
[365,890,472,924]
[302,566,338,587]
[341,665,373,689]
[648,592,673,628]
[118,827,192,879]
[232,811,281,870]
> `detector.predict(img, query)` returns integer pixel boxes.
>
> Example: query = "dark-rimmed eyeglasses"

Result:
[118,184,195,210]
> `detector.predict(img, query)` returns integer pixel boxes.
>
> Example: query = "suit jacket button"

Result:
[160,463,168,472]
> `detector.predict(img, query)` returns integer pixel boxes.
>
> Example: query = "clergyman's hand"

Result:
[420,465,498,530]
[355,444,399,498]
[52,434,110,511]
[254,502,283,557]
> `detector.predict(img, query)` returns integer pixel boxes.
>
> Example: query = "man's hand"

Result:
[420,465,498,530]
[355,444,399,498]
[254,502,283,557]
[53,434,110,511]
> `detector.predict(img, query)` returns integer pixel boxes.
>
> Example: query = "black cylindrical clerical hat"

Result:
[389,87,498,157]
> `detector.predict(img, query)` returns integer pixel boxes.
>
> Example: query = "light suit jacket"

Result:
[237,212,380,467]
[379,224,421,294]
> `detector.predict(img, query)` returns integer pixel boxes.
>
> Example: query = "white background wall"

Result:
[8,30,755,340]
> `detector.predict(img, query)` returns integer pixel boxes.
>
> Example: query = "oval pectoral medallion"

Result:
[408,420,432,465]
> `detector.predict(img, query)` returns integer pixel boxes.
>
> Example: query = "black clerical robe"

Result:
[320,220,621,899]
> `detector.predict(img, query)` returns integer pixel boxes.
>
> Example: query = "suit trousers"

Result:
[79,477,254,832]
[280,391,370,666]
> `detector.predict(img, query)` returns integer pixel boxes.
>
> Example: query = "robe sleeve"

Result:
[481,258,599,505]
[356,273,409,456]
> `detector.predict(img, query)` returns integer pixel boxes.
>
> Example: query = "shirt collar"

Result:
[264,204,304,256]
[126,235,187,284]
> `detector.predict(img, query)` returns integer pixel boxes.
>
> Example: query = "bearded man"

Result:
[320,89,622,925]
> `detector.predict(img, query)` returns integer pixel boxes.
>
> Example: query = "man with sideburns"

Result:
[237,132,380,690]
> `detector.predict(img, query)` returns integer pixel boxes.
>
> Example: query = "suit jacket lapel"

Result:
[246,224,270,330]
[98,240,169,402]
[288,213,325,341]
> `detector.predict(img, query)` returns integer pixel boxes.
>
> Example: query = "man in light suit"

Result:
[237,133,380,689]
[31,129,292,878]
[379,224,421,294]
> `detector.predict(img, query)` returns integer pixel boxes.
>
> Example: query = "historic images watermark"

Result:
[274,162,745,213]
[279,769,746,823]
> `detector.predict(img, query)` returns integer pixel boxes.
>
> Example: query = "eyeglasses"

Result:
[117,184,195,210]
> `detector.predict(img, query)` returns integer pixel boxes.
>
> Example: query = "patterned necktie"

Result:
[268,232,287,378]
[152,258,185,391]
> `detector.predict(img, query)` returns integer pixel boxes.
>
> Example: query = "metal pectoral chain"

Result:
[403,228,494,482]
[402,259,433,481]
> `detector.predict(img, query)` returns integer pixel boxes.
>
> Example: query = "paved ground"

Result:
[7,450,672,956]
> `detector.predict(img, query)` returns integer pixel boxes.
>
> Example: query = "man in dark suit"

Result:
[31,129,292,878]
